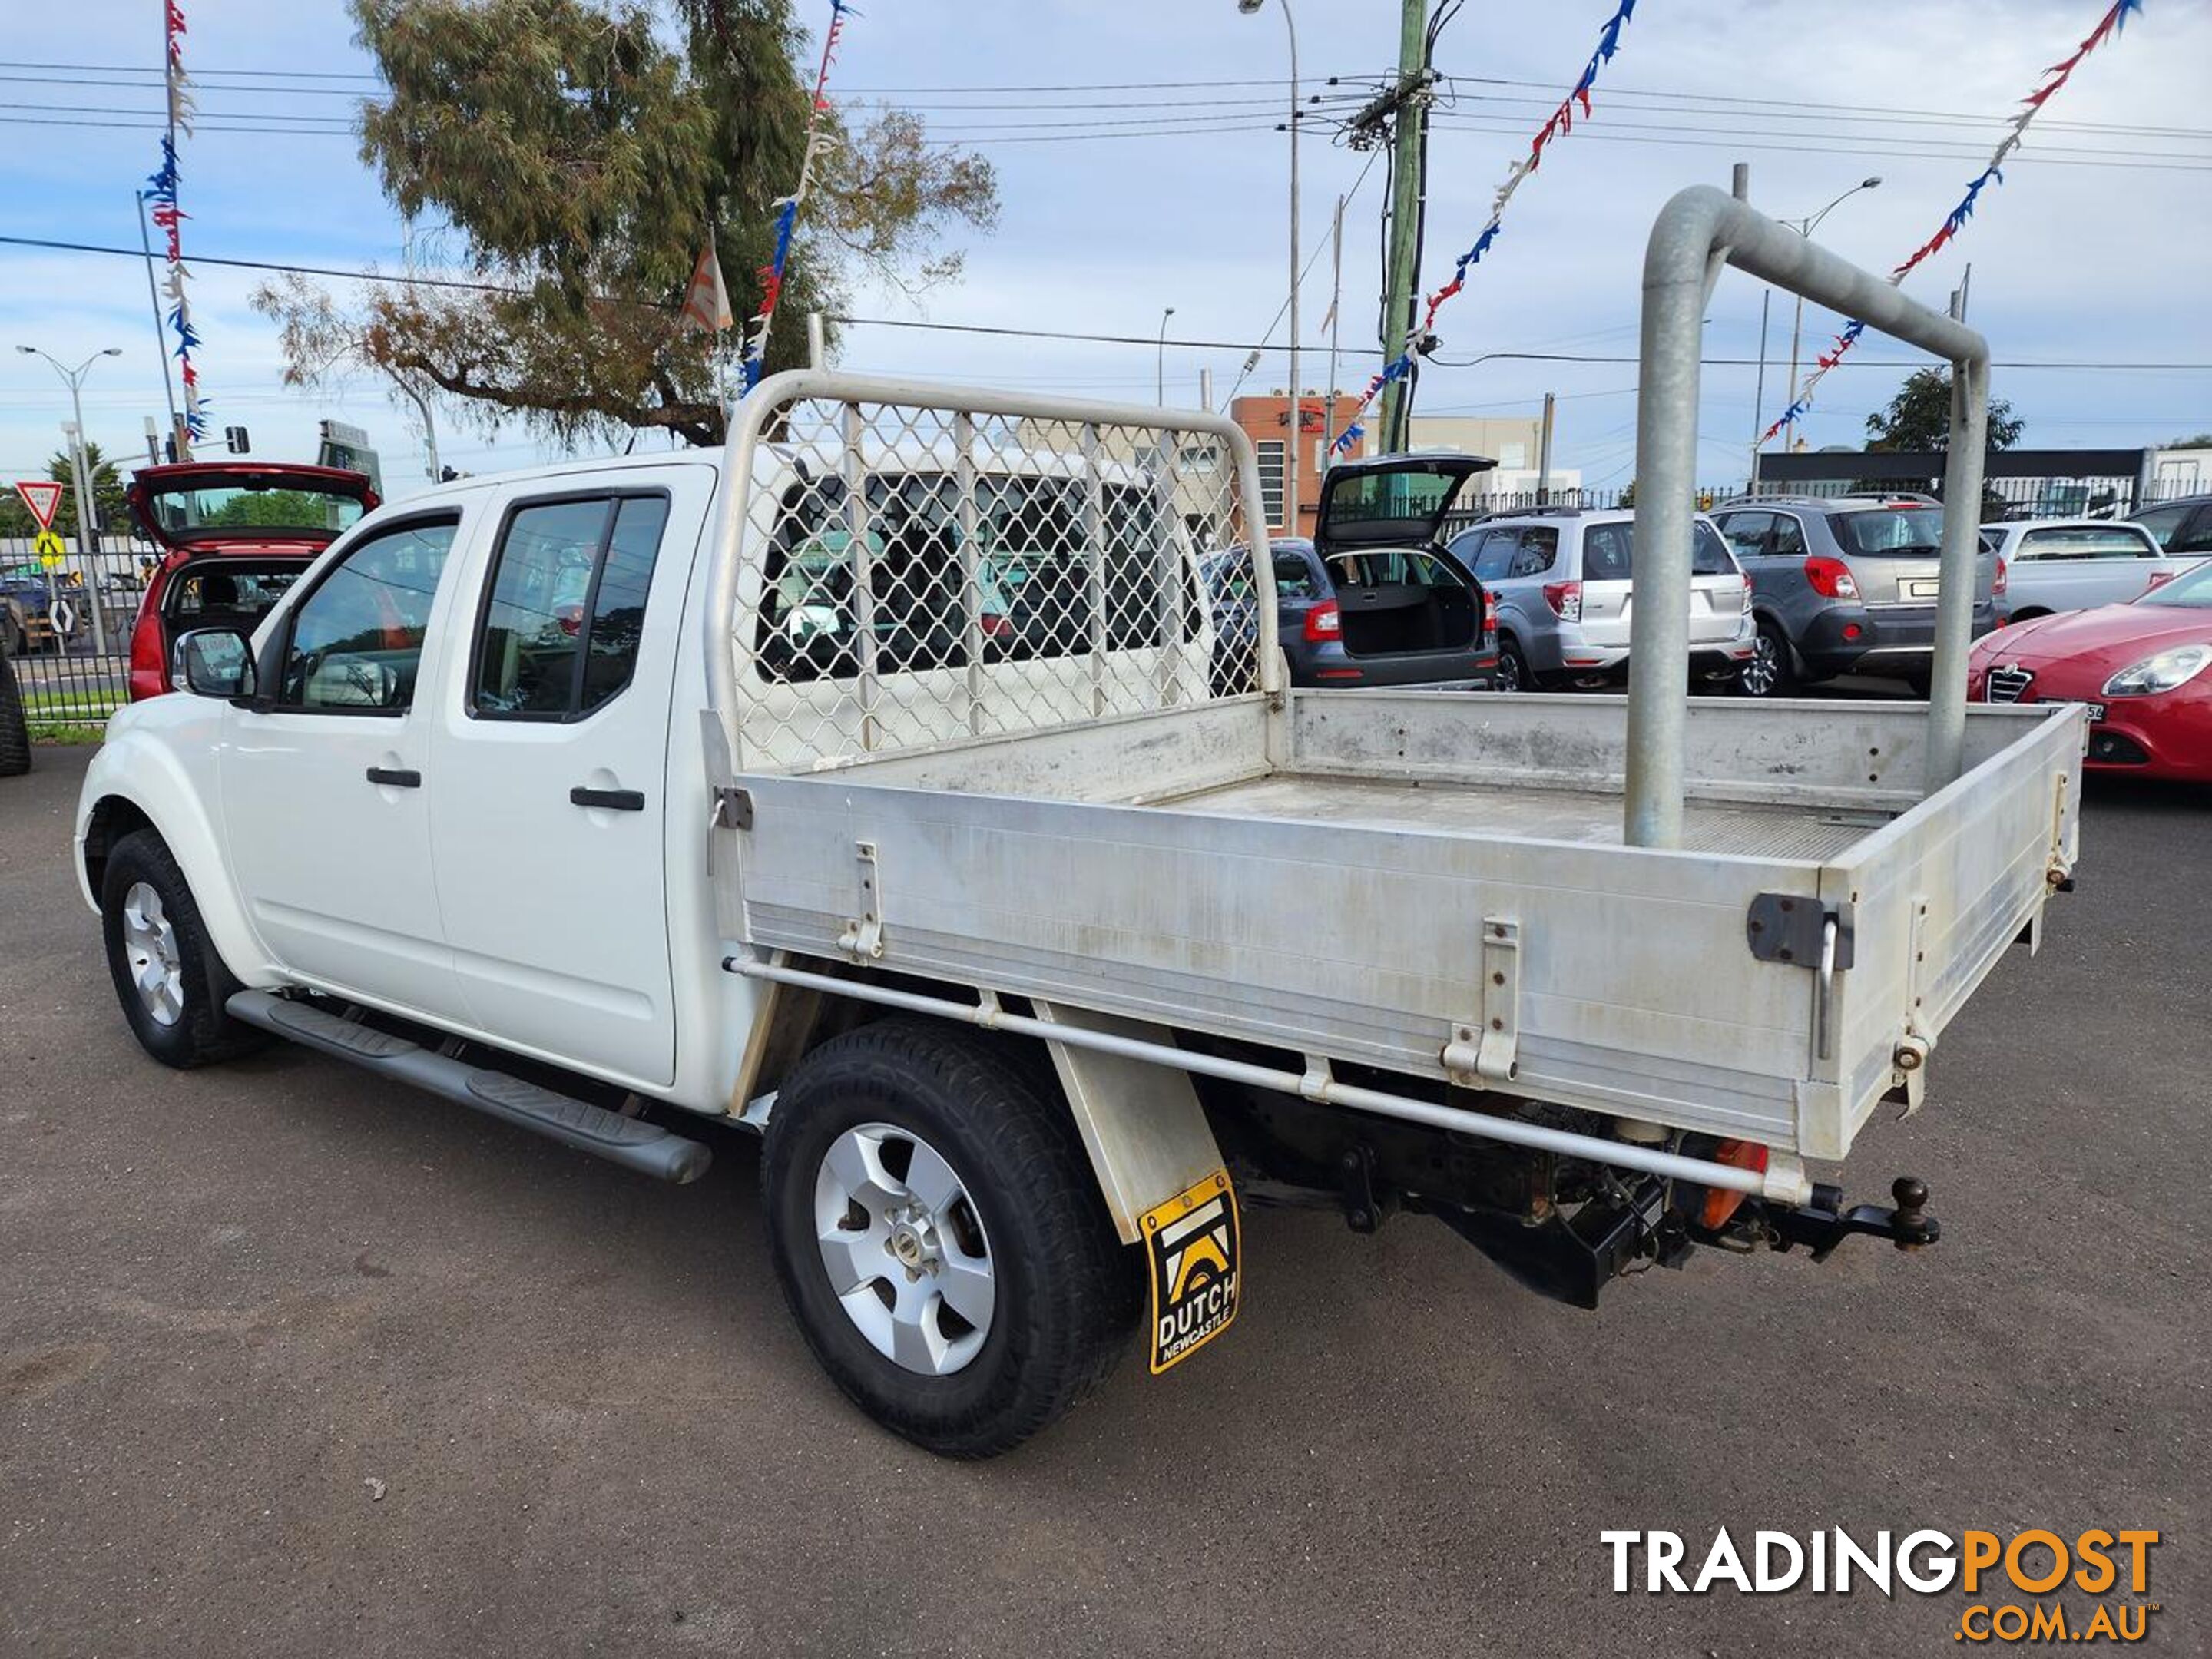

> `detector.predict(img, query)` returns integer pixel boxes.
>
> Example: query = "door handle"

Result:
[365,767,422,789]
[570,786,646,812]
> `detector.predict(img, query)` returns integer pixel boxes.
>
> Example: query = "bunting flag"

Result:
[1760,0,2143,446]
[739,0,852,392]
[1333,0,1641,455]
[147,0,207,444]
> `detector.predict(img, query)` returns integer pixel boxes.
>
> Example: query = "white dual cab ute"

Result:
[76,193,2086,1457]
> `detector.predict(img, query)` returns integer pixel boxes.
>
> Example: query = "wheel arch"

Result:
[76,736,275,988]
[740,969,1224,1248]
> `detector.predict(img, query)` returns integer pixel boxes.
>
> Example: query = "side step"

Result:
[226,990,713,1184]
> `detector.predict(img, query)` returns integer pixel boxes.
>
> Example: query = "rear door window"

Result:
[472,493,671,720]
[1507,528,1558,578]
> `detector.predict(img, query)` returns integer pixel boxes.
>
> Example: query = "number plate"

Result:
[1901,577,1941,600]
[1142,1170,1240,1375]
[2084,702,2105,724]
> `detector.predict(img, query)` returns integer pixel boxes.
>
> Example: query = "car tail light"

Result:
[979,611,1013,640]
[1728,572,1750,611]
[1542,580,1582,621]
[1698,1139,1770,1232]
[1302,600,1341,643]
[128,586,169,700]
[1803,555,1860,600]
[1993,556,2008,598]
[1481,585,1496,636]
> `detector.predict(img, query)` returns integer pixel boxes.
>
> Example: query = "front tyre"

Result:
[99,830,264,1068]
[762,1018,1140,1459]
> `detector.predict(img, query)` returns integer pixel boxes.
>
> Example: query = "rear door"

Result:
[1578,519,1745,647]
[426,469,711,1088]
[1830,503,1949,607]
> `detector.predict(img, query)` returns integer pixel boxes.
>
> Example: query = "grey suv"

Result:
[1709,495,1999,696]
[1445,505,1753,691]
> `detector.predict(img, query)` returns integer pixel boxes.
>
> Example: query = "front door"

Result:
[426,471,708,1088]
[220,512,469,1015]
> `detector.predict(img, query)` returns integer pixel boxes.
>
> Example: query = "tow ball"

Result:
[1762,1176,1939,1260]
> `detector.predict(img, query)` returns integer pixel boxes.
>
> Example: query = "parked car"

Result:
[1969,555,2212,780]
[1203,453,1499,692]
[1444,505,1753,692]
[2128,494,2212,557]
[124,462,379,700]
[1710,495,2001,695]
[1979,518,2200,622]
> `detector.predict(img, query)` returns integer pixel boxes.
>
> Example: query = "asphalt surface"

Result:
[2,742,2204,1657]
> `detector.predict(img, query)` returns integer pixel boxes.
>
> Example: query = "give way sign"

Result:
[13,479,64,529]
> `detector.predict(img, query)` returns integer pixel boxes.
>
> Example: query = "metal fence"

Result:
[0,535,143,734]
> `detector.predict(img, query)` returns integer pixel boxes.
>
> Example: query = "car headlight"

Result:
[2101,644,2212,697]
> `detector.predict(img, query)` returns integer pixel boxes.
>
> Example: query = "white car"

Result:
[1981,518,2200,622]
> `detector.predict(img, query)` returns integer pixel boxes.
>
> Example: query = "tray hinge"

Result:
[711,785,753,831]
[836,840,886,960]
[1442,916,1521,1085]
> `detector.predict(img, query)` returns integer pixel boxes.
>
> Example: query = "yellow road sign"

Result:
[33,528,66,569]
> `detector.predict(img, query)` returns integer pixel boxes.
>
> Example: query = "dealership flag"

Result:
[682,240,733,333]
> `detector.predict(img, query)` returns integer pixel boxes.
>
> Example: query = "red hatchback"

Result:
[1969,556,2212,781]
[125,462,379,700]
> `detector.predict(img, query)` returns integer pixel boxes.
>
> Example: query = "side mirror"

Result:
[173,628,258,701]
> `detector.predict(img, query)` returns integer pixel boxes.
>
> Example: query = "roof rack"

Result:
[1472,502,1586,523]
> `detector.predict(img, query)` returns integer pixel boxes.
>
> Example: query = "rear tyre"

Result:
[762,1018,1141,1459]
[1736,618,1796,698]
[99,830,264,1068]
[1495,637,1533,694]
[0,633,28,777]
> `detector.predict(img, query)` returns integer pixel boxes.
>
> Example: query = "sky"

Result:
[0,0,2207,504]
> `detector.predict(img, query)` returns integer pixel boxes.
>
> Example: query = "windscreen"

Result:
[2137,561,2212,608]
[1833,507,1946,557]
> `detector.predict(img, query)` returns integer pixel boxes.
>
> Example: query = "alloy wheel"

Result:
[814,1122,996,1376]
[121,881,186,1027]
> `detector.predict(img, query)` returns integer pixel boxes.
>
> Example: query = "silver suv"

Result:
[1445,505,1754,691]
[1710,495,1999,697]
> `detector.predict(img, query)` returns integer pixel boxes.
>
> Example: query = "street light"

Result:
[1238,0,1300,540]
[17,343,125,654]
[1778,176,1881,454]
[1155,306,1177,406]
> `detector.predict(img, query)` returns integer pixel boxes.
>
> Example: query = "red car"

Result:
[1969,556,2212,781]
[125,462,379,700]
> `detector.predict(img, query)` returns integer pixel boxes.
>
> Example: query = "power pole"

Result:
[1374,0,1431,455]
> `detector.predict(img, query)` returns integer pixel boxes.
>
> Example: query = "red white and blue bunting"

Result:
[144,0,206,445]
[1333,0,1640,455]
[740,0,851,392]
[1761,0,2143,445]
